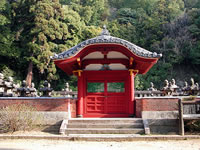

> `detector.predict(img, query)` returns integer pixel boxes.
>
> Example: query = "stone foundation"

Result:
[135,98,180,134]
[0,97,77,124]
[142,111,179,134]
[135,97,179,117]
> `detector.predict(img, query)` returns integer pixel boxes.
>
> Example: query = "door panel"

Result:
[84,71,130,117]
[106,80,127,114]
[107,96,126,113]
[86,96,105,113]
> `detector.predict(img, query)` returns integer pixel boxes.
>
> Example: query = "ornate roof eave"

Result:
[52,26,162,60]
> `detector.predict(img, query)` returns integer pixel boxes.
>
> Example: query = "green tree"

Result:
[187,6,200,66]
[0,0,15,61]
[61,0,109,26]
[0,0,21,81]
[11,0,68,87]
[1,0,200,90]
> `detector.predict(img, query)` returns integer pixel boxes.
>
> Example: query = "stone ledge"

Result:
[0,97,77,100]
[142,111,179,119]
[136,96,200,99]
[0,134,200,141]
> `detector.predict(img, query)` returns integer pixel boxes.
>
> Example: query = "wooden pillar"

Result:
[128,69,138,117]
[128,70,134,116]
[179,98,184,136]
[77,72,84,118]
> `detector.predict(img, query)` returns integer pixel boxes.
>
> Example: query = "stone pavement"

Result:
[0,139,200,150]
[0,131,200,141]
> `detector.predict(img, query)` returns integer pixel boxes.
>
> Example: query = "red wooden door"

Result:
[86,81,105,114]
[83,71,130,117]
[106,80,127,114]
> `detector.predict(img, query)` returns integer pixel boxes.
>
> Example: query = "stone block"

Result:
[142,111,179,134]
[142,111,179,119]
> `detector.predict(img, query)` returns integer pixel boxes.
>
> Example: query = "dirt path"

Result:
[0,139,200,150]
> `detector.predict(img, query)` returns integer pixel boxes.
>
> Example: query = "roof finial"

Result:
[100,25,110,36]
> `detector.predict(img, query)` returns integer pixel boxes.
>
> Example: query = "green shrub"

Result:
[185,120,200,133]
[0,104,42,133]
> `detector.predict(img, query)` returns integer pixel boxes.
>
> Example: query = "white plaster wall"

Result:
[83,52,104,59]
[107,51,128,59]
[109,64,127,70]
[84,64,103,70]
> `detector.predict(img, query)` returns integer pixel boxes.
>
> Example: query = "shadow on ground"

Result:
[41,121,61,135]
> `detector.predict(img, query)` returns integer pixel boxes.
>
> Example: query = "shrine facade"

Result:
[52,26,162,118]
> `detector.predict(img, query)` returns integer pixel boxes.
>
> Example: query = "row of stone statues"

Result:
[148,78,200,96]
[0,73,53,97]
[17,80,38,97]
[0,73,18,97]
[1,71,199,97]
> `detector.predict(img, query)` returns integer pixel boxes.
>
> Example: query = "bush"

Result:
[0,104,42,133]
[185,120,200,133]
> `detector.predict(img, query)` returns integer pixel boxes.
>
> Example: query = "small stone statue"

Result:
[195,83,199,90]
[12,83,20,97]
[0,73,4,84]
[167,81,173,95]
[163,80,169,90]
[62,82,73,97]
[147,82,157,91]
[13,83,20,89]
[64,82,70,91]
[182,81,190,95]
[190,78,196,90]
[182,81,189,90]
[170,79,179,96]
[62,82,71,97]
[17,80,29,97]
[39,80,52,97]
[0,73,4,96]
[100,25,110,36]
[188,78,199,95]
[161,79,179,96]
[195,83,200,95]
[29,83,38,97]
[4,76,14,97]
[171,79,179,89]
[161,80,171,95]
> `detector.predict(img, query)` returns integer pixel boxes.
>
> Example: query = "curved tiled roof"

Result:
[52,26,162,60]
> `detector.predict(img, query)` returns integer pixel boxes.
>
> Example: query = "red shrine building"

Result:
[53,26,162,118]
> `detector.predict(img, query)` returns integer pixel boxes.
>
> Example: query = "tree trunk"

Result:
[26,61,33,87]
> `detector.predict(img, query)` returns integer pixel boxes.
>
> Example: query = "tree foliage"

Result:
[0,0,200,90]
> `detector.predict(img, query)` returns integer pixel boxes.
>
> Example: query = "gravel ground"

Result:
[0,139,200,150]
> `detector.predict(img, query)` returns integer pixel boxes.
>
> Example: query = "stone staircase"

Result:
[61,118,145,135]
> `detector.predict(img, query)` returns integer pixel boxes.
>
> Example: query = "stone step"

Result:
[67,123,143,129]
[62,118,145,135]
[68,118,143,124]
[65,128,144,134]
[67,134,142,137]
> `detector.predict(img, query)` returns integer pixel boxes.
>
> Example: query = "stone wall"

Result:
[135,97,180,134]
[0,97,77,124]
[142,111,179,134]
[135,97,179,117]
